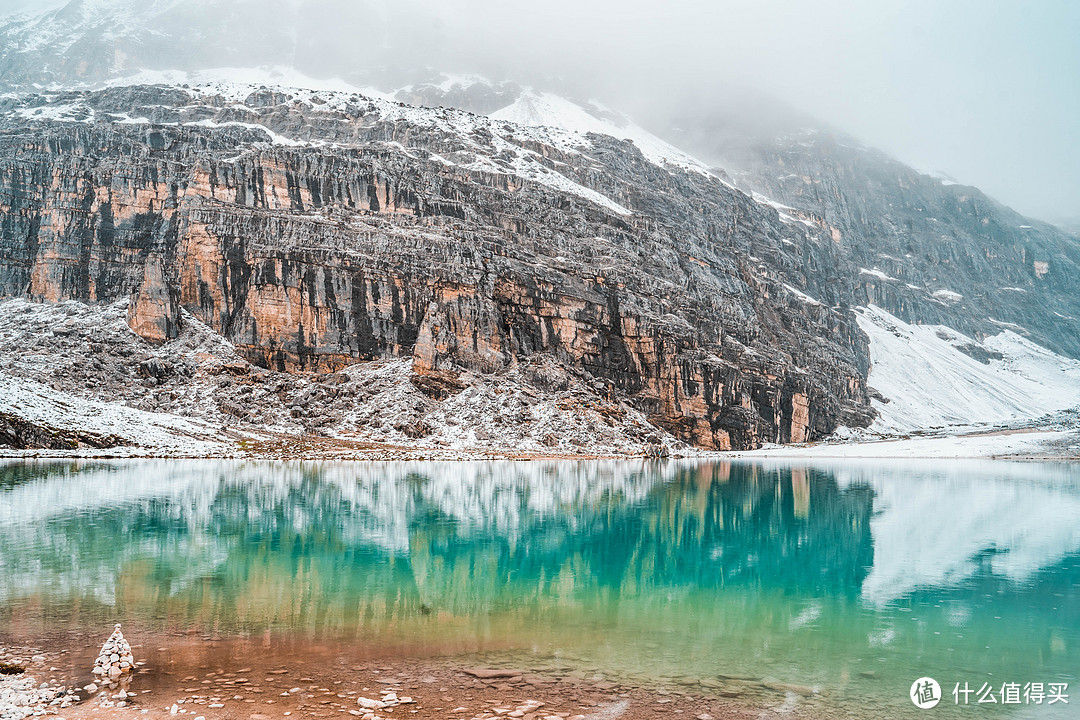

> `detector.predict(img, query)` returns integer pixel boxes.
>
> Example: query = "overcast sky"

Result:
[2,0,1077,223]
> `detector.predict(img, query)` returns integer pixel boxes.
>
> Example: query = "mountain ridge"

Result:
[0,81,877,450]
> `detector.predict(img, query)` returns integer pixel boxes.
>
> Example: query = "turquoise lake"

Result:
[0,459,1076,717]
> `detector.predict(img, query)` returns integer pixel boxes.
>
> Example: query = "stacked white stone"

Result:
[91,624,134,681]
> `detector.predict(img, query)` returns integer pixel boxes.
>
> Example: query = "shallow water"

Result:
[0,458,1076,716]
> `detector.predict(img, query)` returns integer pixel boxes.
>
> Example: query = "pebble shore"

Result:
[0,631,839,720]
[0,650,76,720]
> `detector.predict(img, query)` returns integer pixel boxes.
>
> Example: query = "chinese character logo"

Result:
[911,677,942,709]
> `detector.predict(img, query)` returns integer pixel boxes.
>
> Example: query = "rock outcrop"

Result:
[0,411,127,450]
[0,85,875,449]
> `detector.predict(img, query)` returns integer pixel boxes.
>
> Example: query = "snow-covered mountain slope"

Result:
[0,372,222,453]
[104,65,393,99]
[856,305,1080,434]
[0,298,682,456]
[489,89,709,174]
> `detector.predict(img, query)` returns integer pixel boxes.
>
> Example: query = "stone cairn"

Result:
[91,624,134,682]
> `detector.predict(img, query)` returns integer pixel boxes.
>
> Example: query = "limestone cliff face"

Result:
[0,86,874,449]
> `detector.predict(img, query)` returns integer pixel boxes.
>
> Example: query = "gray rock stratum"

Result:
[0,83,878,450]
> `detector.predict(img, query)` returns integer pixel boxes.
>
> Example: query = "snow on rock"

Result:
[323,356,670,455]
[0,372,221,453]
[751,191,818,227]
[0,297,265,453]
[489,89,710,175]
[781,283,822,306]
[858,267,897,282]
[182,118,308,146]
[0,298,677,457]
[105,65,393,100]
[856,305,1080,434]
[14,102,94,123]
[187,81,635,215]
[9,80,636,217]
[931,289,963,303]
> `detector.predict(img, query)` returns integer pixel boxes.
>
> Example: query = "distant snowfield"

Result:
[733,429,1079,459]
[856,305,1080,434]
[104,65,394,100]
[736,305,1080,459]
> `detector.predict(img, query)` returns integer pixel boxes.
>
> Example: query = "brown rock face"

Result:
[128,256,181,343]
[0,86,875,449]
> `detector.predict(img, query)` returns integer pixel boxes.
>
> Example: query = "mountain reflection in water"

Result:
[0,459,1076,700]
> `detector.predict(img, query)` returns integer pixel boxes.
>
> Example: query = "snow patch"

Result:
[856,305,1080,434]
[0,372,221,452]
[14,102,94,122]
[184,118,307,146]
[931,289,963,303]
[859,268,896,282]
[490,89,709,176]
[782,283,822,306]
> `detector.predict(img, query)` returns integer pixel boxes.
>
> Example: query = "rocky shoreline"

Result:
[0,674,75,720]
[0,630,853,720]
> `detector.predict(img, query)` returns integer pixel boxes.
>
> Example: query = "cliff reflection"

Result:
[0,460,873,632]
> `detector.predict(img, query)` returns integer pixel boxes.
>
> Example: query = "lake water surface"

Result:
[0,459,1077,717]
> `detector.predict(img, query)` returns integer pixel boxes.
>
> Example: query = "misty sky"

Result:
[2,0,1077,223]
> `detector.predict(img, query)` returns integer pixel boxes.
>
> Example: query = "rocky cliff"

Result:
[662,120,1080,360]
[367,79,1080,362]
[0,84,875,450]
